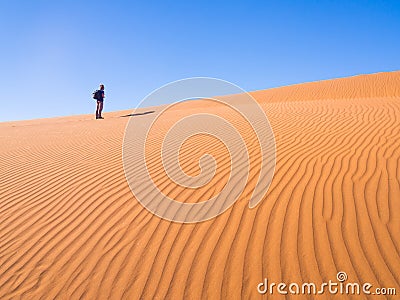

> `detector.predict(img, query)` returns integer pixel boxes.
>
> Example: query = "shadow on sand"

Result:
[120,111,155,118]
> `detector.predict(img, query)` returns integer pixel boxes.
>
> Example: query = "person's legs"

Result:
[96,101,104,119]
[96,102,99,119]
[98,101,104,118]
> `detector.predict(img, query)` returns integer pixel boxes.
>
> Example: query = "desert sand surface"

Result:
[1,71,399,299]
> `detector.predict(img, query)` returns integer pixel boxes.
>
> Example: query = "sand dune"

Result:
[0,71,400,299]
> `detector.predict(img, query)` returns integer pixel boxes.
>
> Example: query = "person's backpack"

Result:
[92,90,102,100]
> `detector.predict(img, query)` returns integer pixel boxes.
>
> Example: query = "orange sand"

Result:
[0,71,399,299]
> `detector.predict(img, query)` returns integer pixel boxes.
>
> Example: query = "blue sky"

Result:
[0,0,399,122]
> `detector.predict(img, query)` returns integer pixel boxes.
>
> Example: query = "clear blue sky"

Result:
[1,0,399,122]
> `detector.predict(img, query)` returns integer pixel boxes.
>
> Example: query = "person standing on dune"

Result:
[93,84,105,119]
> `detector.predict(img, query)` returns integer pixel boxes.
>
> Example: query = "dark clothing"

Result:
[95,89,105,119]
[94,90,104,101]
[98,90,105,101]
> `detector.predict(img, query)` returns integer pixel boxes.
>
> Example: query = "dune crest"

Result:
[0,71,399,299]
[251,70,400,103]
